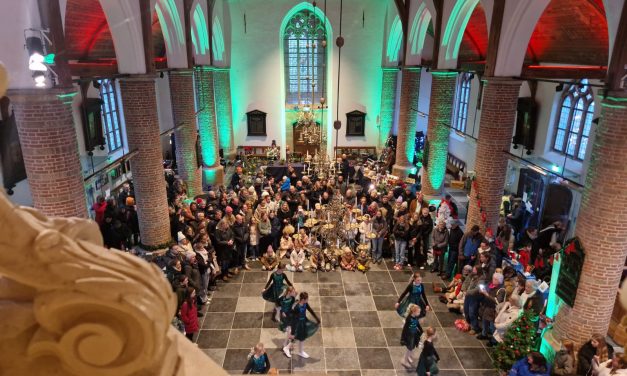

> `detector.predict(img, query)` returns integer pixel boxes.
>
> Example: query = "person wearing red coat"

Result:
[92,196,107,225]
[180,287,199,341]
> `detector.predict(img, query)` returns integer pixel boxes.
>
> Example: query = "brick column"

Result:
[168,70,203,197]
[379,67,399,150]
[9,89,87,218]
[118,76,171,247]
[194,67,224,186]
[392,67,421,177]
[421,71,457,196]
[213,68,235,160]
[552,94,627,346]
[466,78,521,233]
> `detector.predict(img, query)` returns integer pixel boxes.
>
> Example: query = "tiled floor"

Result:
[195,259,498,375]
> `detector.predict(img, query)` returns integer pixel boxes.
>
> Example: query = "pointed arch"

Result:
[191,3,210,56]
[408,3,432,58]
[212,17,225,62]
[155,0,187,68]
[440,0,480,65]
[387,16,404,63]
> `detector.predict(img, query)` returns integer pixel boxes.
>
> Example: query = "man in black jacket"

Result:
[445,220,464,279]
[233,214,251,271]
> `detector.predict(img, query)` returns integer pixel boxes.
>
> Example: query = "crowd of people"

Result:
[90,154,623,375]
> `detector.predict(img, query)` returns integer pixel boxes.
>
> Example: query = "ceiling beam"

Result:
[183,0,194,68]
[606,2,627,91]
[207,0,216,66]
[521,65,607,80]
[484,0,505,77]
[69,61,119,78]
[38,0,73,87]
[139,0,155,74]
[430,0,444,69]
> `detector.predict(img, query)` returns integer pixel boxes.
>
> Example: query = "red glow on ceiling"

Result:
[526,0,609,65]
[459,3,489,63]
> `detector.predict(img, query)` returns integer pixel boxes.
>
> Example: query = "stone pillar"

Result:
[466,78,521,233]
[168,70,203,197]
[392,67,421,177]
[118,76,171,247]
[421,71,457,196]
[552,94,627,346]
[9,89,87,218]
[213,68,235,160]
[194,67,224,186]
[379,67,399,150]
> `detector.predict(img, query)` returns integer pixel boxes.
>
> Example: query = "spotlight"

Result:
[92,79,101,89]
[33,71,46,87]
[469,73,475,80]
[26,36,47,72]
[159,71,165,78]
[426,67,431,72]
[525,149,532,156]
[513,144,519,150]
[555,83,564,92]
[592,117,600,124]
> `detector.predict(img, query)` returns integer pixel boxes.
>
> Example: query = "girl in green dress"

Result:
[288,292,320,359]
[278,286,297,357]
[261,263,292,321]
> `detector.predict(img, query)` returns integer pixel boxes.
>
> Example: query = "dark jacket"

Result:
[393,222,410,241]
[417,214,433,237]
[448,226,464,251]
[243,353,271,374]
[432,227,449,251]
[577,340,614,376]
[478,283,506,322]
[215,226,234,262]
[233,221,250,246]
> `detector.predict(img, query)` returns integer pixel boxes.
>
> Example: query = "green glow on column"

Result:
[441,0,479,60]
[192,4,210,55]
[427,128,449,190]
[430,71,458,77]
[203,168,219,185]
[212,17,225,62]
[194,66,218,167]
[213,68,234,157]
[386,16,403,63]
[379,68,398,148]
[409,4,432,55]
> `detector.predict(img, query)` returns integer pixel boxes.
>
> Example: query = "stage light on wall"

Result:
[555,83,564,92]
[33,71,46,87]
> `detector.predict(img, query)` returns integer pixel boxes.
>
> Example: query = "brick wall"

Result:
[118,76,171,247]
[169,70,203,197]
[194,67,224,186]
[466,78,521,233]
[422,72,457,195]
[553,94,627,346]
[9,89,88,218]
[379,68,398,150]
[213,69,235,159]
[393,67,421,177]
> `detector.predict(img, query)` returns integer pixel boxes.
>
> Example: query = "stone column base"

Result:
[203,165,224,188]
[392,164,415,179]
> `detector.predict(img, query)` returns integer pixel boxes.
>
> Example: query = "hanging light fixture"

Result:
[24,29,55,88]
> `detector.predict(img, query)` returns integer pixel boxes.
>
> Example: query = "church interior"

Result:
[0,0,626,375]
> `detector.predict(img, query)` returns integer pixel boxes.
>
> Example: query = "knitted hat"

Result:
[196,198,205,205]
[177,232,186,242]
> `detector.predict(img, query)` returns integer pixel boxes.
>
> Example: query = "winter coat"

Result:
[552,349,575,375]
[393,223,410,241]
[432,227,449,252]
[233,222,250,246]
[578,340,614,376]
[180,300,199,333]
[258,219,271,236]
[215,227,234,262]
[290,250,306,266]
[493,302,521,342]
[372,217,388,238]
[478,283,506,322]
[509,358,551,376]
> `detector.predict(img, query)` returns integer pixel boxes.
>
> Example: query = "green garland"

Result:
[492,310,538,371]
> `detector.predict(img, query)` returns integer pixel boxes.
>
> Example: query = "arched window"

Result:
[284,9,327,105]
[553,80,595,161]
[453,72,472,133]
[99,79,123,153]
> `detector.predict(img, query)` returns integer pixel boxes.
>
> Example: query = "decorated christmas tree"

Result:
[492,310,538,371]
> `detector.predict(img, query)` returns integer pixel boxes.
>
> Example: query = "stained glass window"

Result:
[453,73,472,133]
[552,80,595,161]
[99,79,123,153]
[284,9,327,105]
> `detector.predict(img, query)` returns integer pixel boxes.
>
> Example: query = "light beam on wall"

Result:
[409,4,432,56]
[441,0,479,61]
[192,4,210,55]
[386,16,403,63]
[212,17,225,62]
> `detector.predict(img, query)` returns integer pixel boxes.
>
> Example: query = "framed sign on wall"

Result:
[346,110,366,137]
[247,110,267,136]
[556,237,585,308]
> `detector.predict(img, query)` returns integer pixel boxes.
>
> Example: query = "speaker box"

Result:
[513,97,538,152]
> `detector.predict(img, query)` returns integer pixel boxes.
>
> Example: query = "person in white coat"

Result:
[493,295,521,343]
[592,353,627,376]
[288,247,306,272]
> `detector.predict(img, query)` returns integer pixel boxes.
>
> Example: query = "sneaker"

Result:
[283,345,292,358]
[299,351,310,359]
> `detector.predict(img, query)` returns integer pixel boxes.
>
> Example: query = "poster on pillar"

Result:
[555,237,585,308]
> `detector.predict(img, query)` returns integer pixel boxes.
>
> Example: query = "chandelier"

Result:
[296,78,323,145]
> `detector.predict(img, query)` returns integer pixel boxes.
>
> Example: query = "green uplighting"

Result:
[409,4,431,56]
[212,17,225,62]
[379,68,398,148]
[203,167,220,185]
[194,66,219,168]
[430,71,458,76]
[441,0,479,60]
[386,16,403,63]
[213,69,233,156]
[427,127,449,190]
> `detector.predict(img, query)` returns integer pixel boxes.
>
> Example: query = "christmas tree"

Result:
[492,310,538,371]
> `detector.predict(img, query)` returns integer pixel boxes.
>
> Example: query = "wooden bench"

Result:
[446,153,466,177]
[334,146,377,159]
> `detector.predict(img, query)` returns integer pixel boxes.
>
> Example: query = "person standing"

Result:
[459,225,483,267]
[416,327,440,376]
[215,219,235,281]
[371,210,387,264]
[279,287,298,358]
[288,292,321,359]
[445,220,464,279]
[243,342,271,374]
[262,264,293,321]
[233,214,251,271]
[400,304,424,368]
[180,287,199,341]
[393,215,410,270]
[431,220,449,274]
[477,272,506,347]
[416,207,433,269]
[396,272,431,318]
